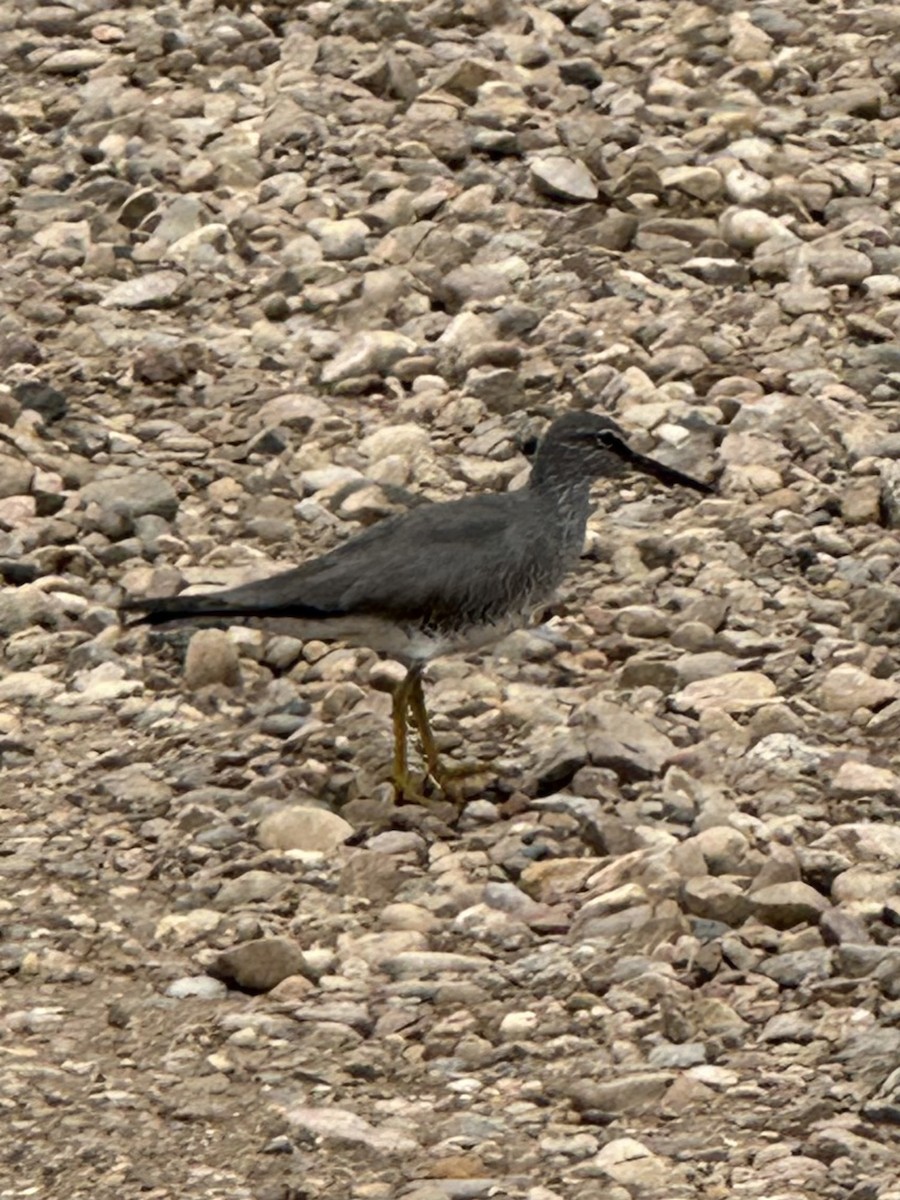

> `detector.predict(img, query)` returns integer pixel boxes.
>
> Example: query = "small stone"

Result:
[530,156,598,202]
[720,208,794,250]
[0,671,62,702]
[659,165,723,201]
[616,606,671,638]
[257,806,353,853]
[212,937,310,993]
[283,1105,418,1154]
[566,1072,674,1116]
[672,671,777,715]
[307,217,369,259]
[863,275,900,299]
[723,165,771,205]
[806,245,872,286]
[498,1011,539,1041]
[12,379,66,421]
[832,760,900,796]
[339,852,404,903]
[0,454,34,498]
[592,1138,654,1171]
[778,284,832,315]
[682,877,751,926]
[841,480,882,525]
[758,949,832,989]
[155,909,223,947]
[82,471,178,530]
[321,332,417,385]
[819,664,898,713]
[183,630,241,690]
[749,882,830,930]
[214,870,287,909]
[688,827,751,875]
[165,976,229,1000]
[40,48,107,74]
[101,270,185,309]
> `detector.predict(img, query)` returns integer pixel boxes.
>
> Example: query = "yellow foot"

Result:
[392,770,443,807]
[425,760,492,801]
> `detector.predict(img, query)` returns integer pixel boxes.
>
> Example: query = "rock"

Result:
[165,976,229,1000]
[498,1010,539,1041]
[212,937,311,992]
[81,471,178,532]
[720,208,795,250]
[339,851,404,903]
[812,823,900,866]
[11,379,66,421]
[819,664,898,713]
[681,877,751,926]
[307,217,369,259]
[806,245,872,286]
[672,672,777,715]
[749,883,830,929]
[0,671,62,702]
[184,630,241,689]
[358,422,431,461]
[778,283,832,316]
[283,1106,418,1154]
[0,454,34,498]
[155,909,223,947]
[659,165,723,201]
[321,332,418,384]
[40,48,108,74]
[616,605,671,638]
[566,1073,674,1116]
[688,827,751,875]
[101,270,186,309]
[257,806,353,853]
[758,949,832,988]
[530,156,598,201]
[831,761,900,796]
[214,870,287,909]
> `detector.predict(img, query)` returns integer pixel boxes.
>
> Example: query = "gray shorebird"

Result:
[121,411,713,800]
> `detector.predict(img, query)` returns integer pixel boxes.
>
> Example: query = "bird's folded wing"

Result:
[122,492,539,627]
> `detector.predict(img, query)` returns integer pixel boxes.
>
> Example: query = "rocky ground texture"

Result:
[2,0,900,1197]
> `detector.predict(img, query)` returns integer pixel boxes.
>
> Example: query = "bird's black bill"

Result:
[597,431,714,494]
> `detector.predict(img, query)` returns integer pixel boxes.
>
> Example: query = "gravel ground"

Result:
[3,1,900,1197]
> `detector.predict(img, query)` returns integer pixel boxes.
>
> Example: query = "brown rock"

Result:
[212,937,311,993]
[183,630,241,690]
[257,806,353,853]
[749,882,830,930]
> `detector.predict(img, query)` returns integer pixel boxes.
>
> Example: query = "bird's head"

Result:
[536,410,714,494]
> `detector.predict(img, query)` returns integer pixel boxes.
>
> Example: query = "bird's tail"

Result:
[119,590,282,626]
[120,567,336,626]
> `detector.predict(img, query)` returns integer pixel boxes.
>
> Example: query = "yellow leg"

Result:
[391,670,415,801]
[407,670,440,776]
[407,671,488,798]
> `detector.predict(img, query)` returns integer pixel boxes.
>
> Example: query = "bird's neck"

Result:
[528,471,593,549]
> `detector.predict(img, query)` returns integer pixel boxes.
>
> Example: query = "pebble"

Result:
[101,270,186,309]
[212,937,311,992]
[672,671,777,715]
[183,630,241,689]
[165,976,229,1000]
[749,882,830,930]
[530,156,598,202]
[257,806,353,853]
[819,665,898,713]
[307,217,369,260]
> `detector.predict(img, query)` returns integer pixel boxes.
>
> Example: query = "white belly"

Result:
[244,609,532,666]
